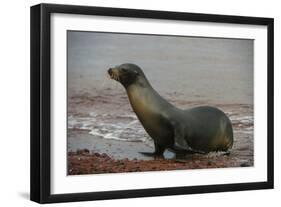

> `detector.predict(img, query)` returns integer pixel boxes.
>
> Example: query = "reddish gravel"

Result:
[68,150,246,175]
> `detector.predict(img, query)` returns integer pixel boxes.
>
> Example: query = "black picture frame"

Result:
[30,3,274,204]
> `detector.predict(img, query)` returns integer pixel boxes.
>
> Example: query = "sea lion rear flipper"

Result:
[170,120,190,152]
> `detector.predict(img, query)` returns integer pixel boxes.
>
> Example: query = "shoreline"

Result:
[67,128,253,175]
[68,129,174,160]
[67,149,251,175]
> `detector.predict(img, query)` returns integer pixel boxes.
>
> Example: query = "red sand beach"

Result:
[68,149,249,175]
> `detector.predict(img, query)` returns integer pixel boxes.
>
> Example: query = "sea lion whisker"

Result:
[101,74,109,89]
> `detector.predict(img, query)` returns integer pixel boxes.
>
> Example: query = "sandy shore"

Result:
[68,126,253,175]
[67,148,250,175]
[68,129,168,160]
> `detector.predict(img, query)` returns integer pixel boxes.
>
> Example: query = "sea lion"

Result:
[108,63,233,157]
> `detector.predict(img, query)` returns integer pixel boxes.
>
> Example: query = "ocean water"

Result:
[68,31,253,104]
[67,104,253,146]
[67,31,254,164]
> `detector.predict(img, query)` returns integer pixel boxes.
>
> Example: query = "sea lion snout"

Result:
[108,68,113,75]
[107,68,115,76]
[107,67,120,81]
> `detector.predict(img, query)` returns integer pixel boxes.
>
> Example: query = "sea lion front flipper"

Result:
[139,143,165,158]
[139,152,155,156]
[139,152,164,159]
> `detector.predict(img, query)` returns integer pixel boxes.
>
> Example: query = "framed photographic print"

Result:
[30,3,274,203]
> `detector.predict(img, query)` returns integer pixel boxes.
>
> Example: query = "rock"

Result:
[76,148,90,155]
[240,162,251,167]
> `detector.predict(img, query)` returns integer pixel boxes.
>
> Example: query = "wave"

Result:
[68,110,253,145]
[68,112,152,145]
[227,113,254,137]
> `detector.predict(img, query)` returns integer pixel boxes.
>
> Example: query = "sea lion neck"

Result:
[124,74,152,89]
[125,77,156,110]
[125,76,174,114]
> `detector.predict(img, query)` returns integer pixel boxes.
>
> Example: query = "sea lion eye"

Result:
[121,68,127,72]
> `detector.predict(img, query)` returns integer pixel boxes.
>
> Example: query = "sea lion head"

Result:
[108,63,146,88]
